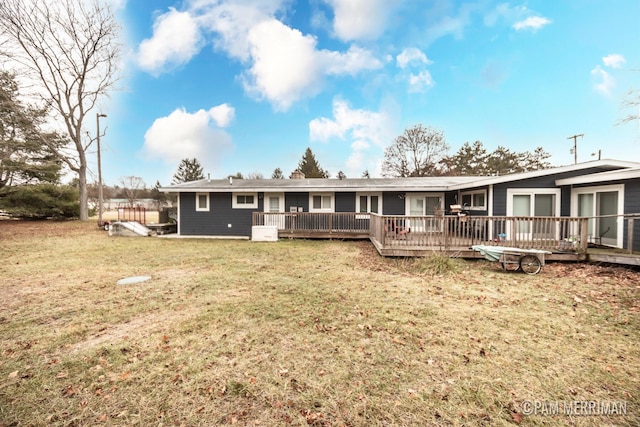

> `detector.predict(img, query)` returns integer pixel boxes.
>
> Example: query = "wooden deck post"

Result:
[628,217,634,254]
[580,218,589,252]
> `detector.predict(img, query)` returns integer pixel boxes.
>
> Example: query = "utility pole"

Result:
[96,113,107,227]
[567,133,584,164]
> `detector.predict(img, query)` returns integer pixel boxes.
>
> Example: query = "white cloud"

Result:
[408,71,435,93]
[423,3,479,45]
[242,20,381,111]
[603,54,626,69]
[137,8,203,75]
[325,0,398,41]
[242,20,326,111]
[142,106,233,168]
[591,65,615,96]
[309,99,394,173]
[324,45,383,76]
[513,16,551,31]
[194,0,284,62]
[209,103,235,127]
[396,48,432,69]
[137,1,382,110]
[484,3,527,27]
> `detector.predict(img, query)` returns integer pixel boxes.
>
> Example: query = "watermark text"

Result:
[521,400,627,416]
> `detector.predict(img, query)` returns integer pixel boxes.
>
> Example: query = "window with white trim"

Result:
[232,193,258,209]
[309,193,333,212]
[195,193,209,211]
[461,190,486,210]
[356,193,382,214]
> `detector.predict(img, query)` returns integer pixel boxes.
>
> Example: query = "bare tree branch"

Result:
[0,0,121,220]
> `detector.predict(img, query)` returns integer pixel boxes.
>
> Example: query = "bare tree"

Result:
[619,88,640,125]
[246,171,264,179]
[0,0,121,220]
[382,125,449,177]
[119,176,145,208]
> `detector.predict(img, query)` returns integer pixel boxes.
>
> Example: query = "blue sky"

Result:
[96,0,640,186]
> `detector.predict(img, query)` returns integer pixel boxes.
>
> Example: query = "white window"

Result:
[309,193,333,212]
[506,188,561,237]
[232,193,258,209]
[356,193,382,214]
[460,190,486,210]
[507,188,561,217]
[195,192,209,211]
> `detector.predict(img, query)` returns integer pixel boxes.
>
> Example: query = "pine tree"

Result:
[172,158,204,184]
[0,70,63,188]
[271,167,284,179]
[297,147,328,178]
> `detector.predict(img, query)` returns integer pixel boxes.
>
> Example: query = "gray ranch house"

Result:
[160,159,640,254]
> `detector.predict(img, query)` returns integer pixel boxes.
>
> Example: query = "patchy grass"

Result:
[0,221,639,426]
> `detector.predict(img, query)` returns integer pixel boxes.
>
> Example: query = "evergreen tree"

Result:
[0,183,79,219]
[271,167,284,179]
[446,141,489,175]
[0,70,63,188]
[336,171,346,180]
[297,147,329,178]
[172,158,204,184]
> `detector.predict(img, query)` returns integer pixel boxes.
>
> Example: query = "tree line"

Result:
[381,124,552,177]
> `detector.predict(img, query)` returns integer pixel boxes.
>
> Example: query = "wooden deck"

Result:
[368,214,588,258]
[251,212,640,265]
[253,212,592,259]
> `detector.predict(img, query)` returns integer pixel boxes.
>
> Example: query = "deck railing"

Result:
[253,212,590,251]
[371,214,589,252]
[252,212,370,236]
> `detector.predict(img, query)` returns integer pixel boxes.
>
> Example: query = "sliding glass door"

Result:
[573,185,623,247]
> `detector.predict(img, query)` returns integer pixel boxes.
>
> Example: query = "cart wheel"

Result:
[520,255,542,275]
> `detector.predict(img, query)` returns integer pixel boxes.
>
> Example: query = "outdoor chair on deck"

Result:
[385,219,411,239]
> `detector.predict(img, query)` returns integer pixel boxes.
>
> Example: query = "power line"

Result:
[567,133,584,164]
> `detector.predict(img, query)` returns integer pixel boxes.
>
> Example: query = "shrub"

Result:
[395,251,462,276]
[0,184,80,219]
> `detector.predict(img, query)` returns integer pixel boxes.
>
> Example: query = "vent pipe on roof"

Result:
[229,176,233,185]
[207,173,210,182]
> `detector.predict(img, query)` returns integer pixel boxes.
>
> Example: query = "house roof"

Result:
[159,159,640,193]
[448,159,640,190]
[555,166,640,186]
[160,175,481,193]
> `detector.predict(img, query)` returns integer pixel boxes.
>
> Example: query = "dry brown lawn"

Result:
[0,220,638,426]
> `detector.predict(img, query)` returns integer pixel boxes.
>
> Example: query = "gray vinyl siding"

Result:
[285,193,309,212]
[491,168,616,216]
[179,193,257,236]
[623,179,640,251]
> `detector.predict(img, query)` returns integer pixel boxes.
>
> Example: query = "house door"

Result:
[576,188,621,247]
[597,191,618,246]
[406,194,442,232]
[511,193,556,239]
[264,193,284,228]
